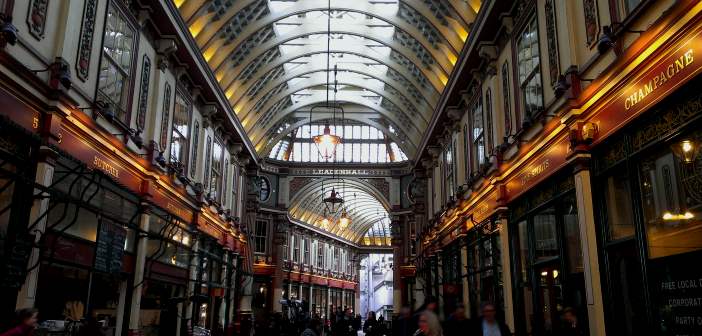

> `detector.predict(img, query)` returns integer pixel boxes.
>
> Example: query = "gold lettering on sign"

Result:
[625,49,694,110]
[166,202,189,219]
[520,159,550,186]
[93,156,120,178]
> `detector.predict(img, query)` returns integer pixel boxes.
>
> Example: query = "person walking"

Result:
[414,310,443,336]
[392,305,413,336]
[0,309,38,336]
[363,311,379,336]
[443,303,471,336]
[471,303,511,336]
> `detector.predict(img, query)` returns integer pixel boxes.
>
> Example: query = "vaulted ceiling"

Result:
[176,0,479,243]
[176,0,479,160]
[289,178,392,246]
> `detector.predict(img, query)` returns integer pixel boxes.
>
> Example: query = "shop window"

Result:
[209,139,223,201]
[293,234,300,262]
[317,242,324,268]
[465,222,503,317]
[170,89,191,166]
[638,141,702,259]
[516,15,544,121]
[602,166,636,240]
[303,238,310,264]
[253,220,267,254]
[97,2,136,123]
[509,175,587,335]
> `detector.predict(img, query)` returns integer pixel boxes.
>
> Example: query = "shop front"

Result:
[440,242,462,318]
[508,173,588,335]
[36,153,142,335]
[464,218,503,319]
[593,74,702,335]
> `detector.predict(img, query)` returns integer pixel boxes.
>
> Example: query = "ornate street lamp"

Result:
[313,123,341,160]
[338,208,351,229]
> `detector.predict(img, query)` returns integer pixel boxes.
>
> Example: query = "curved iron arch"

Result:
[245,77,430,128]
[219,44,445,97]
[232,56,438,110]
[190,0,463,60]
[259,116,416,158]
[248,93,425,144]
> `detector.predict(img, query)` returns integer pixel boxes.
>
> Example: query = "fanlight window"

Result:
[268,123,408,163]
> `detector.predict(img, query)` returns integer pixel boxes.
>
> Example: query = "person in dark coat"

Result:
[363,311,379,336]
[471,303,511,336]
[0,309,37,336]
[443,303,471,336]
[392,305,413,336]
[333,308,355,336]
[559,307,585,336]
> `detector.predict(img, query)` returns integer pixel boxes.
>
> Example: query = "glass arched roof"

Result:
[268,122,408,163]
[289,178,391,246]
[176,0,480,160]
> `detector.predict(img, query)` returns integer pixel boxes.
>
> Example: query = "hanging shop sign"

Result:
[93,218,127,274]
[592,30,702,145]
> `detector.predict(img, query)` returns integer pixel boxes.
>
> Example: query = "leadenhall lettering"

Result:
[625,49,694,110]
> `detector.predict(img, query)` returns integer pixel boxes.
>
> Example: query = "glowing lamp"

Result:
[313,124,341,160]
[338,209,351,229]
[320,216,331,230]
[672,139,700,163]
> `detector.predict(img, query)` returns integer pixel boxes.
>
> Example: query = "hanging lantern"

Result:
[672,139,700,164]
[338,208,351,229]
[313,124,341,160]
[322,188,344,214]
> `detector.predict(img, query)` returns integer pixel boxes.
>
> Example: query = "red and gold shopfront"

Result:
[425,2,702,334]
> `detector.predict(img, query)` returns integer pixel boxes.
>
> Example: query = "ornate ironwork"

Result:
[204,135,212,191]
[136,55,151,132]
[632,90,702,151]
[75,0,97,81]
[26,0,48,39]
[159,83,172,152]
[584,0,599,46]
[545,0,560,84]
[191,121,199,178]
[502,62,512,139]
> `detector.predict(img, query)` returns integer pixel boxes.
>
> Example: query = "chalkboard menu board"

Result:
[93,219,126,274]
[653,252,702,335]
[0,233,33,288]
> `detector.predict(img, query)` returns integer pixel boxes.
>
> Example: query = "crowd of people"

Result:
[0,300,584,336]
[391,298,510,336]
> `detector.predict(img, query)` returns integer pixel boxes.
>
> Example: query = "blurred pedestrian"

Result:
[560,307,584,336]
[414,310,442,336]
[471,303,510,336]
[363,311,379,336]
[393,305,413,336]
[443,303,470,336]
[301,318,321,336]
[411,297,438,332]
[0,308,37,336]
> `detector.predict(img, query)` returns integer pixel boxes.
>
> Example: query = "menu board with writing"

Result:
[653,252,702,335]
[93,219,127,274]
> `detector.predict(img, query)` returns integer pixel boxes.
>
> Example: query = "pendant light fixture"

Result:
[310,0,341,162]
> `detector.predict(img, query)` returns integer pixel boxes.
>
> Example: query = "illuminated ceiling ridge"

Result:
[177,0,478,159]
